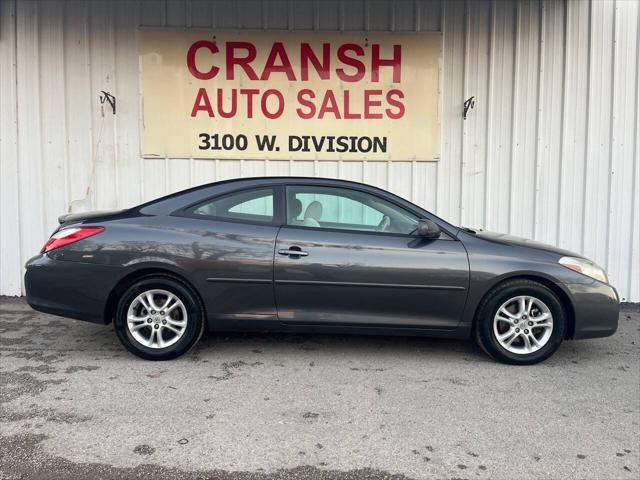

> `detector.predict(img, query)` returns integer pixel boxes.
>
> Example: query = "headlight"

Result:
[558,256,608,283]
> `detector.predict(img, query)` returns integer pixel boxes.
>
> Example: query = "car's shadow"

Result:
[2,301,622,366]
[192,329,491,363]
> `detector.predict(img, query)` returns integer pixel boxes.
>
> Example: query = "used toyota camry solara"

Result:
[25,177,619,364]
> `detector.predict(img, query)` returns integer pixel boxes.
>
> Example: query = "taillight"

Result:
[40,226,104,254]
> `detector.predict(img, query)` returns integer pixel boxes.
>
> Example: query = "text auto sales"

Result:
[188,40,404,153]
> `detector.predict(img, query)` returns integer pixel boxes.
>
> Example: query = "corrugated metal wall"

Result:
[1,0,638,301]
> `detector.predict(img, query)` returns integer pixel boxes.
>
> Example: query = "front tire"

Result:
[114,275,205,360]
[475,279,566,365]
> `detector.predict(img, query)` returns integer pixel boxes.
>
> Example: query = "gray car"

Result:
[25,177,619,364]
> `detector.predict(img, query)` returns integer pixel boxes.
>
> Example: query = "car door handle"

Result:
[278,248,309,257]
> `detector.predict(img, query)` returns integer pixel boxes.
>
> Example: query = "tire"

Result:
[114,274,205,360]
[474,279,566,365]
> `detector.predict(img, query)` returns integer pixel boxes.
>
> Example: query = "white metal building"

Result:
[1,0,638,301]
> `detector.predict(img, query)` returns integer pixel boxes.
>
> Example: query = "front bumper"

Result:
[24,254,122,324]
[566,281,619,339]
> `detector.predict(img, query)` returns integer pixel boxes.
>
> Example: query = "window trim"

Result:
[284,183,451,239]
[173,185,284,227]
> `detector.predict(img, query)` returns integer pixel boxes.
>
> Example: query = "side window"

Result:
[286,186,419,234]
[190,188,274,223]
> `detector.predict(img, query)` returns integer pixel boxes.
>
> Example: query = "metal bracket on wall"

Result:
[99,91,116,115]
[463,96,475,120]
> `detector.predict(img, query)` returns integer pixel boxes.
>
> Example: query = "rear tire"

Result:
[114,275,205,360]
[474,279,566,365]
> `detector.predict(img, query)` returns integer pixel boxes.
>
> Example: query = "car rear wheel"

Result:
[475,279,566,365]
[114,275,205,360]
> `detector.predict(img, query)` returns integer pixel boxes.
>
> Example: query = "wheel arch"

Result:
[103,267,206,325]
[472,274,576,340]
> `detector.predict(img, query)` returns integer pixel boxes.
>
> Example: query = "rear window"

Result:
[188,188,275,224]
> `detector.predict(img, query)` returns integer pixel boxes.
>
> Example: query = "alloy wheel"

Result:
[492,295,553,355]
[126,289,188,349]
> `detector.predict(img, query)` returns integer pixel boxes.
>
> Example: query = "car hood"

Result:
[471,230,582,258]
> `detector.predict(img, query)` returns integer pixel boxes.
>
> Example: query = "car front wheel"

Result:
[114,275,205,360]
[475,279,566,365]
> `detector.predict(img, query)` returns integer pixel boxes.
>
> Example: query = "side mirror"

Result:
[417,218,441,239]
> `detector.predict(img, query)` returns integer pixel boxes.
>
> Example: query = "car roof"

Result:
[135,176,459,235]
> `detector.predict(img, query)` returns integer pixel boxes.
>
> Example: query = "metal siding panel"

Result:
[291,0,314,30]
[631,2,640,302]
[238,0,264,29]
[38,0,69,235]
[362,161,388,189]
[193,158,217,185]
[484,0,516,232]
[509,0,540,239]
[214,0,239,29]
[437,0,465,224]
[16,0,47,267]
[114,1,144,208]
[413,161,438,211]
[534,0,564,246]
[317,0,340,31]
[557,0,589,253]
[290,161,315,176]
[582,0,614,267]
[388,162,413,199]
[315,160,339,178]
[343,0,367,31]
[264,0,288,29]
[367,0,390,31]
[607,0,639,301]
[142,158,167,200]
[241,159,267,177]
[339,161,365,182]
[140,0,164,26]
[166,0,187,26]
[189,0,214,28]
[393,0,416,32]
[0,0,23,296]
[168,158,192,191]
[419,0,441,32]
[265,160,291,175]
[89,0,118,210]
[64,1,94,214]
[460,0,491,229]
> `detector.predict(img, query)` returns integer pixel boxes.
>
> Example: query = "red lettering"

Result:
[364,89,383,119]
[296,89,316,119]
[342,91,361,119]
[261,89,284,119]
[260,42,296,80]
[386,89,405,119]
[300,43,330,81]
[191,88,214,117]
[372,44,401,82]
[240,88,259,118]
[336,44,365,82]
[186,40,219,80]
[216,89,237,118]
[226,42,258,80]
[318,90,341,119]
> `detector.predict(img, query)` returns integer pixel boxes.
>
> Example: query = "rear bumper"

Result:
[24,254,122,324]
[566,281,619,339]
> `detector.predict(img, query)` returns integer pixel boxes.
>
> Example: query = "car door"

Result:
[274,184,469,329]
[176,185,283,322]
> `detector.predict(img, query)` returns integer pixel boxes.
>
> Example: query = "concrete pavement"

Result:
[1,297,638,479]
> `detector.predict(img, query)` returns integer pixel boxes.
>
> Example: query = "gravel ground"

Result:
[1,297,638,480]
